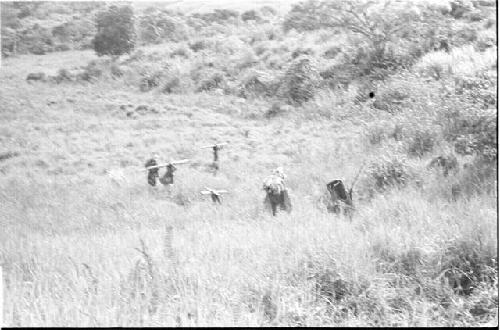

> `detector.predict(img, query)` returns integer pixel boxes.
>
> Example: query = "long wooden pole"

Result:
[143,159,190,171]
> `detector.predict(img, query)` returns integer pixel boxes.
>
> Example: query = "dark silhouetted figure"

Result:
[211,192,222,204]
[145,158,159,186]
[212,145,223,175]
[263,169,291,216]
[201,188,227,204]
[326,180,354,216]
[159,164,177,185]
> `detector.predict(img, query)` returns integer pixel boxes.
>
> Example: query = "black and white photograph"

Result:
[0,0,498,327]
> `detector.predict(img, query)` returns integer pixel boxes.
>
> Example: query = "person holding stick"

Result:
[145,152,160,186]
[201,143,227,175]
[159,163,177,186]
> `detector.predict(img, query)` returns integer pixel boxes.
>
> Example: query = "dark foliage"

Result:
[93,5,136,57]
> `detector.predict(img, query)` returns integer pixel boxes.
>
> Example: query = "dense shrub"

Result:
[161,77,181,94]
[475,29,496,51]
[192,9,239,25]
[283,0,455,78]
[449,0,475,19]
[170,46,191,59]
[319,64,361,89]
[322,46,341,59]
[1,27,17,57]
[70,59,124,82]
[372,88,410,114]
[291,47,314,59]
[241,10,260,22]
[279,56,320,105]
[364,121,406,146]
[188,40,208,52]
[265,103,292,119]
[406,127,439,157]
[366,157,414,193]
[54,44,71,52]
[455,71,497,108]
[238,69,279,98]
[55,68,74,82]
[196,71,225,92]
[283,1,326,32]
[137,13,188,44]
[93,5,136,57]
[259,6,277,17]
[139,70,166,92]
[439,239,497,295]
[17,24,55,55]
[51,19,95,47]
[442,107,496,162]
[414,46,496,83]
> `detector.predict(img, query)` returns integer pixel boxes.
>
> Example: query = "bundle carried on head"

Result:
[263,168,287,193]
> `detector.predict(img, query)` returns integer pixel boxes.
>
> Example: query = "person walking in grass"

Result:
[159,163,177,186]
[145,152,160,186]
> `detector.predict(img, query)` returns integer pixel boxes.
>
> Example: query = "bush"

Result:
[442,107,496,162]
[365,122,393,146]
[161,77,181,94]
[138,13,188,44]
[279,56,320,105]
[415,46,496,83]
[193,9,239,25]
[188,40,207,52]
[372,85,410,114]
[81,60,106,81]
[452,24,478,46]
[454,71,497,108]
[52,20,95,47]
[475,30,496,51]
[439,239,497,295]
[465,9,486,22]
[139,70,165,92]
[170,47,190,59]
[54,44,71,52]
[93,5,136,57]
[291,47,314,59]
[109,62,124,77]
[407,128,439,157]
[196,72,225,92]
[55,68,74,82]
[18,24,55,55]
[259,6,277,17]
[366,157,414,193]
[449,0,475,19]
[283,1,326,32]
[241,10,260,22]
[265,103,292,119]
[238,69,279,98]
[319,64,361,89]
[451,155,497,198]
[283,0,449,75]
[323,46,341,59]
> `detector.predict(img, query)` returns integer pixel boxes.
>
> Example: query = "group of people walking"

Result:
[144,149,352,217]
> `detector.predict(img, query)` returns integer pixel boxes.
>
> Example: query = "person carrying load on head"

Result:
[159,163,177,186]
[263,167,291,216]
[145,152,160,186]
[212,144,224,174]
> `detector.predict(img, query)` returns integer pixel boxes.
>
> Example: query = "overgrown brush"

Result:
[279,55,320,105]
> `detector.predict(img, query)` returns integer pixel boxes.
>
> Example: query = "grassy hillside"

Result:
[0,0,497,327]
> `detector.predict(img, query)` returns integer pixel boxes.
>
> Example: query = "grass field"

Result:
[0,1,498,326]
